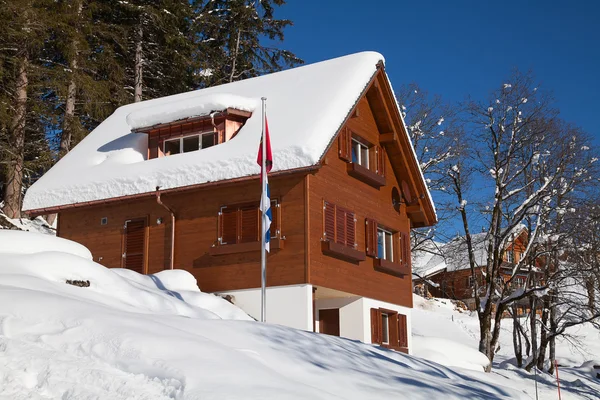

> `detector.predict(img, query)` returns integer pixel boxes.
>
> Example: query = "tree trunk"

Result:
[525,296,538,371]
[478,311,493,371]
[536,295,550,370]
[134,23,143,102]
[548,290,558,374]
[59,0,82,158]
[2,54,28,219]
[586,277,596,313]
[229,30,241,83]
[512,304,523,367]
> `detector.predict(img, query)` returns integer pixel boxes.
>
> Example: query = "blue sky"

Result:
[279,0,599,143]
[277,0,599,239]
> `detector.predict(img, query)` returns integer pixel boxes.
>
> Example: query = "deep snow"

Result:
[0,231,598,399]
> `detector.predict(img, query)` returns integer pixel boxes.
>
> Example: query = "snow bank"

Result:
[0,230,91,259]
[412,336,490,371]
[0,233,529,399]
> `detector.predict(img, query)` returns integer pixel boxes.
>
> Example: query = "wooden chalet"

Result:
[23,52,436,353]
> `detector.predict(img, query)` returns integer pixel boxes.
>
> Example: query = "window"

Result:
[467,276,476,288]
[323,201,356,248]
[218,200,279,245]
[352,138,369,168]
[514,277,525,288]
[377,227,394,262]
[381,313,390,344]
[506,251,514,263]
[371,308,408,351]
[163,131,216,156]
[338,127,386,187]
[321,201,365,262]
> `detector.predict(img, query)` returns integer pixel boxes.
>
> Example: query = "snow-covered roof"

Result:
[23,51,432,214]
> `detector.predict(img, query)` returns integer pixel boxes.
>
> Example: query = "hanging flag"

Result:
[257,116,273,252]
[257,118,273,173]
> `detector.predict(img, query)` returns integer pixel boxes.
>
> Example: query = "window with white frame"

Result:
[381,313,390,344]
[351,138,370,168]
[163,131,216,155]
[377,227,394,262]
[506,251,514,263]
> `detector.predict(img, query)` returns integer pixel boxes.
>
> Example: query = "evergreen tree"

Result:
[192,0,302,87]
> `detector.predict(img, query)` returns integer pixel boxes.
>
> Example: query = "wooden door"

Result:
[123,218,147,274]
[319,308,340,336]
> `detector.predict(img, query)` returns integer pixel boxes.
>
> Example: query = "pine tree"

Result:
[192,0,302,87]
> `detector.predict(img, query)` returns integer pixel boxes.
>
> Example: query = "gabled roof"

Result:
[23,52,435,223]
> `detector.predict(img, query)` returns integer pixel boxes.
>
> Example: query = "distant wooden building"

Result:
[23,52,436,353]
[414,228,541,314]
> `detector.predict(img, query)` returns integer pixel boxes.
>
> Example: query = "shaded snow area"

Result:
[413,295,600,399]
[0,209,55,235]
[0,231,529,399]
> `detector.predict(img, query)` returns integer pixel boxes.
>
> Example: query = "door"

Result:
[319,308,340,336]
[123,218,147,274]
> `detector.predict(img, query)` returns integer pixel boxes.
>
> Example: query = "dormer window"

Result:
[134,108,252,160]
[163,131,216,155]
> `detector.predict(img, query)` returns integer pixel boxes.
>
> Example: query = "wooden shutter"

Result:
[345,211,356,248]
[240,206,260,243]
[398,314,408,348]
[335,207,347,245]
[148,136,159,159]
[124,219,146,274]
[376,145,385,177]
[338,127,352,162]
[270,200,279,238]
[365,218,378,257]
[220,207,238,244]
[370,308,382,344]
[399,231,411,268]
[389,313,400,348]
[324,201,335,240]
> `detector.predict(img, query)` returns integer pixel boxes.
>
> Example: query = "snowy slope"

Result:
[0,231,528,399]
[412,295,600,400]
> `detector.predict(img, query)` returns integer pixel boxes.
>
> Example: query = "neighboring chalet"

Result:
[23,52,436,353]
[414,228,536,314]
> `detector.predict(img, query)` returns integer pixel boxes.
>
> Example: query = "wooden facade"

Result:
[47,67,436,349]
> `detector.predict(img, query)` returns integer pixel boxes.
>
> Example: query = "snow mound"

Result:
[413,336,490,371]
[0,230,91,259]
[0,233,529,399]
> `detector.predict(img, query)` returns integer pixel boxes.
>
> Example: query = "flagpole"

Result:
[260,97,267,323]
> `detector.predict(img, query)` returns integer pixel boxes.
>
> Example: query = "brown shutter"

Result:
[324,201,335,240]
[399,231,411,268]
[389,313,400,348]
[338,127,352,162]
[240,206,260,243]
[370,308,383,344]
[220,207,238,244]
[365,218,378,257]
[346,211,356,248]
[124,219,146,274]
[270,200,279,238]
[376,145,385,177]
[335,207,346,245]
[398,314,408,348]
[148,136,159,159]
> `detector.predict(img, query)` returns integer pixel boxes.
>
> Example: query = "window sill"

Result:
[380,343,409,353]
[209,238,284,256]
[347,162,385,188]
[374,258,410,277]
[321,240,366,263]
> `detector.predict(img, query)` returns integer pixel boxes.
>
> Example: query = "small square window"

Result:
[164,139,180,155]
[183,135,200,152]
[201,132,216,149]
[352,138,369,168]
[377,227,394,262]
[100,217,108,225]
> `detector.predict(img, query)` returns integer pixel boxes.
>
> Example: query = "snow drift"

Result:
[0,231,529,399]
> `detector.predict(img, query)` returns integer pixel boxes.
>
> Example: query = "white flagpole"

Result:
[260,97,267,323]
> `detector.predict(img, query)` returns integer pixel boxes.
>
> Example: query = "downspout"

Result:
[155,186,176,270]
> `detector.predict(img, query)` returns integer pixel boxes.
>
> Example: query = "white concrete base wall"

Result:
[217,284,313,331]
[315,296,412,354]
